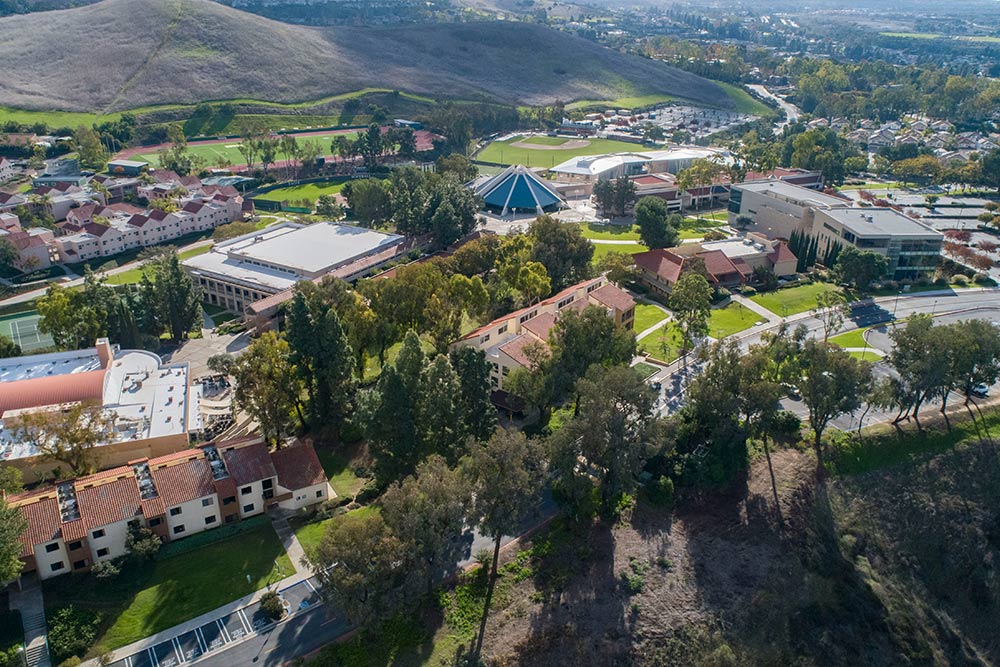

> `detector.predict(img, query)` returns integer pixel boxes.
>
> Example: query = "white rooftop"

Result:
[735,180,846,208]
[182,249,300,292]
[0,348,102,383]
[550,147,724,177]
[216,221,404,277]
[820,207,943,238]
[0,346,194,460]
[699,237,773,259]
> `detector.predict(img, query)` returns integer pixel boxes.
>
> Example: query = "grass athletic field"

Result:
[254,181,346,206]
[0,311,53,352]
[476,135,647,168]
[128,130,358,168]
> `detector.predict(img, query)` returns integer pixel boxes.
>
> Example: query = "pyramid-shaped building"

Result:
[470,165,565,216]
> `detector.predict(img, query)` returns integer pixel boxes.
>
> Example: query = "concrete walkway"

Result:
[729,294,782,323]
[270,515,309,575]
[9,578,51,667]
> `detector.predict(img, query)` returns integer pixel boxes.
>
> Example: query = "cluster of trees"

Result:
[331,123,417,171]
[37,253,201,350]
[634,197,682,249]
[879,315,1000,431]
[342,165,482,247]
[592,177,637,217]
[787,234,893,290]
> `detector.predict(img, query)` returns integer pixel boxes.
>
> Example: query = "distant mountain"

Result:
[0,0,97,15]
[0,0,734,112]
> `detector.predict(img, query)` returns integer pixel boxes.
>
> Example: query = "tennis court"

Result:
[0,311,54,352]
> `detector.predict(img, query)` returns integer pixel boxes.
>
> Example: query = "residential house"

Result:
[0,157,14,182]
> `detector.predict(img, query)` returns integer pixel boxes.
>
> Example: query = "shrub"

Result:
[646,475,675,509]
[880,280,899,291]
[47,606,101,666]
[0,647,25,667]
[953,274,969,286]
[354,480,381,505]
[933,276,949,286]
[739,285,757,296]
[974,273,994,285]
[259,590,285,621]
[126,524,162,561]
[91,559,121,579]
[57,658,82,667]
[620,571,644,595]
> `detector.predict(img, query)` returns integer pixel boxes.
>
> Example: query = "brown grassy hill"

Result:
[0,0,733,112]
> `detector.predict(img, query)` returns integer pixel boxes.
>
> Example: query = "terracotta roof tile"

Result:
[271,443,327,491]
[75,473,143,530]
[16,495,62,558]
[521,311,557,342]
[0,370,107,417]
[499,334,548,369]
[588,284,635,313]
[150,458,216,507]
[220,441,276,486]
[633,249,684,285]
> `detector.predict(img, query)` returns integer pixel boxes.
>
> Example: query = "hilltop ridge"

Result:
[0,0,734,113]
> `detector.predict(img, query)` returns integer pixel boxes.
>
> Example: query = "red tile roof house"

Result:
[633,236,798,298]
[451,276,636,393]
[5,437,331,581]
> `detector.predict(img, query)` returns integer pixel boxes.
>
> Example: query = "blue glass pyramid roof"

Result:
[474,165,564,212]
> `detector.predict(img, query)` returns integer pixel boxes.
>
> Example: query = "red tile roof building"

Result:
[6,437,331,581]
[453,276,636,392]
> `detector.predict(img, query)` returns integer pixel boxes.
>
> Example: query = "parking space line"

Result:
[194,627,208,654]
[303,579,317,593]
[237,609,252,634]
[149,647,159,667]
[171,637,183,664]
[216,618,231,643]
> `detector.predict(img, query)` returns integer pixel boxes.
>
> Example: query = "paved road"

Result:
[649,288,1000,426]
[747,84,800,134]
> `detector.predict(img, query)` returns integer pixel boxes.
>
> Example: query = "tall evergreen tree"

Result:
[449,346,498,444]
[150,253,201,342]
[359,365,420,484]
[417,355,465,464]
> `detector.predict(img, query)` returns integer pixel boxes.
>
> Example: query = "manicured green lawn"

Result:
[314,442,368,500]
[254,181,346,206]
[632,303,669,334]
[178,245,211,261]
[829,327,871,349]
[637,321,683,362]
[295,506,379,557]
[708,302,761,338]
[591,242,647,262]
[516,136,572,146]
[579,222,641,241]
[750,282,843,317]
[104,246,210,286]
[43,525,292,655]
[476,136,645,167]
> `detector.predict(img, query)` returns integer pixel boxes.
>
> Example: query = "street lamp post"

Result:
[893,290,902,318]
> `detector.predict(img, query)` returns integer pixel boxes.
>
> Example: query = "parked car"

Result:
[969,383,989,399]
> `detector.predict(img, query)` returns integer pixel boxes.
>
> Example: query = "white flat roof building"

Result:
[550,147,727,182]
[0,340,195,462]
[817,207,942,239]
[733,180,846,209]
[184,221,406,314]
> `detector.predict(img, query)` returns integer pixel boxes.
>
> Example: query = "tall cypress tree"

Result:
[449,347,497,444]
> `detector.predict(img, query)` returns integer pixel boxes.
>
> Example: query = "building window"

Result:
[241,486,252,495]
[173,525,186,535]
[73,560,87,570]
[202,498,214,507]
[45,543,59,553]
[480,334,490,344]
[170,507,182,516]
[498,324,507,335]
[243,504,255,513]
[92,529,105,539]
[225,514,237,523]
[50,561,64,572]
[69,541,82,551]
[149,517,162,527]
[223,496,236,506]
[316,490,324,498]
[205,515,217,525]
[97,547,109,558]
[262,479,273,490]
